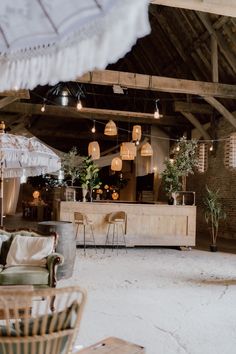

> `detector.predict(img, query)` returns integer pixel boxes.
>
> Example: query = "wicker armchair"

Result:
[0,285,87,354]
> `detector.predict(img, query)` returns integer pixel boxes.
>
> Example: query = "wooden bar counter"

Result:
[59,201,196,247]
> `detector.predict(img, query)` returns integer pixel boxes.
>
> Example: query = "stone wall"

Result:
[188,116,236,240]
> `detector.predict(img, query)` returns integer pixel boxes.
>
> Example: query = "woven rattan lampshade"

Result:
[141,142,153,157]
[132,125,142,141]
[88,141,100,160]
[120,142,136,160]
[104,120,117,136]
[224,132,236,169]
[197,143,208,173]
[111,157,122,171]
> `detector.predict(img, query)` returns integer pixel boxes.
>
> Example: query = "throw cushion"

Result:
[6,235,55,267]
[0,236,13,265]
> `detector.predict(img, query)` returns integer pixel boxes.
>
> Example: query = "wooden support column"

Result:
[204,96,236,129]
[181,112,211,140]
[211,35,219,83]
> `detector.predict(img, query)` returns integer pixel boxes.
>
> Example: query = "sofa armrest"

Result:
[46,253,64,287]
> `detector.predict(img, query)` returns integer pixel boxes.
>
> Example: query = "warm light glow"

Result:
[120,142,136,160]
[104,120,117,136]
[41,104,46,112]
[91,120,96,133]
[76,99,83,110]
[141,142,153,157]
[111,157,122,171]
[88,141,100,160]
[33,190,40,199]
[209,143,214,152]
[132,125,142,141]
[154,109,160,119]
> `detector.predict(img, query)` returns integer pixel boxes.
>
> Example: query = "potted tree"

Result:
[174,137,198,191]
[204,185,226,252]
[161,159,182,204]
[79,156,102,202]
[61,147,80,186]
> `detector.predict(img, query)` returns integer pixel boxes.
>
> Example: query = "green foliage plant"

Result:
[61,147,80,186]
[79,156,102,191]
[204,185,226,246]
[161,159,182,197]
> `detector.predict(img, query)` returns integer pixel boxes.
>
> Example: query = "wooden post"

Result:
[211,35,219,83]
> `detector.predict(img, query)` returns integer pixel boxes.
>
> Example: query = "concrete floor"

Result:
[4,214,236,353]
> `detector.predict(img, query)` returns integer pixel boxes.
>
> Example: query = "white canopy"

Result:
[0,0,150,91]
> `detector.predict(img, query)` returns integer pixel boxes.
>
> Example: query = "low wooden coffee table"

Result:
[77,337,145,353]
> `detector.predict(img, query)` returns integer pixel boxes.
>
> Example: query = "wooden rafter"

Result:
[174,102,213,115]
[203,96,236,129]
[0,90,30,99]
[0,97,19,109]
[2,102,189,127]
[181,112,211,140]
[150,0,236,17]
[77,70,236,99]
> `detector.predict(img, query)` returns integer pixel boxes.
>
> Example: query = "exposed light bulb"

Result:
[77,99,82,110]
[91,120,96,133]
[135,140,140,146]
[209,143,214,151]
[41,104,46,112]
[176,144,180,152]
[154,109,160,119]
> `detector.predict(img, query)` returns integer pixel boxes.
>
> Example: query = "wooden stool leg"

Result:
[90,224,97,253]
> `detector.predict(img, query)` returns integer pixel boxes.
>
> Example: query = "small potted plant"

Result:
[204,185,226,252]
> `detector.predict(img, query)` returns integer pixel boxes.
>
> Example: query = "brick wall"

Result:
[188,117,236,240]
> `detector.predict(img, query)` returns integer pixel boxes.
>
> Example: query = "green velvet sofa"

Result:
[0,228,64,290]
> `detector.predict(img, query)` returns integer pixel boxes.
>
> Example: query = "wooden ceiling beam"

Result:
[3,102,189,127]
[0,97,19,109]
[181,112,211,140]
[0,90,30,99]
[204,96,236,129]
[150,0,236,17]
[174,101,213,114]
[77,70,236,99]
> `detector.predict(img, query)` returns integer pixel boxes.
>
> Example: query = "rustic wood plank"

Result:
[203,96,236,129]
[0,89,30,99]
[77,70,236,99]
[0,97,19,109]
[211,35,219,83]
[174,101,213,114]
[150,0,236,17]
[3,102,189,127]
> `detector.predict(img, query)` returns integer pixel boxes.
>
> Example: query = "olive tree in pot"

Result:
[161,159,182,204]
[204,185,226,252]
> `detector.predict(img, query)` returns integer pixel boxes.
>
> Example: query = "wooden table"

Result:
[76,337,145,353]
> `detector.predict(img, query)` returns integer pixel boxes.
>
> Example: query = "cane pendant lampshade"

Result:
[224,133,236,169]
[120,142,136,160]
[132,125,142,141]
[111,157,122,171]
[88,141,100,160]
[141,142,153,157]
[197,143,208,173]
[104,120,117,136]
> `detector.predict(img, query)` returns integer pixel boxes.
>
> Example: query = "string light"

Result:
[40,99,46,112]
[76,98,83,110]
[209,141,214,151]
[154,99,160,119]
[91,120,96,133]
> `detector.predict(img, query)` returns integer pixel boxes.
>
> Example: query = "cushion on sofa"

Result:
[6,235,55,267]
[0,266,49,285]
[0,236,13,265]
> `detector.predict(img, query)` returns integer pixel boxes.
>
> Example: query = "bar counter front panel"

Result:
[59,202,196,246]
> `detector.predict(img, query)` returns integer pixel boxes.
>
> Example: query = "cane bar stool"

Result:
[74,212,97,254]
[104,211,127,254]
